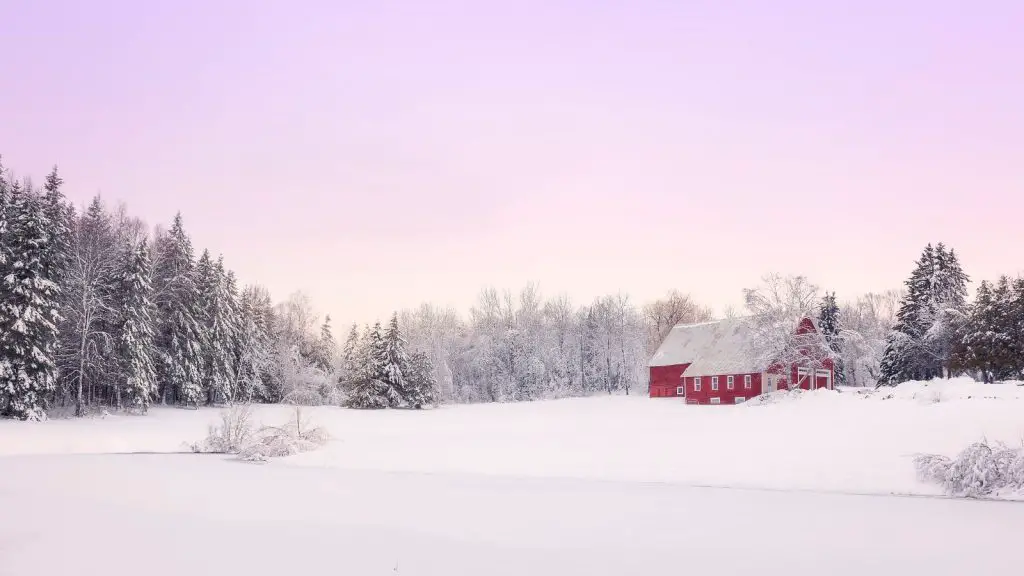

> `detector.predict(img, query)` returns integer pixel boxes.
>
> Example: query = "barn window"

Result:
[711,377,719,391]
[734,397,745,404]
[694,377,702,392]
[727,376,735,390]
[676,386,684,396]
[710,397,721,404]
[744,375,752,389]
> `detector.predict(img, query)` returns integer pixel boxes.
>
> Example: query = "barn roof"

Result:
[648,316,764,375]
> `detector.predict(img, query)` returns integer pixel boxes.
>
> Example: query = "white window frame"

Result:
[727,375,735,390]
[744,375,752,389]
[694,377,702,392]
[711,376,719,391]
[676,386,684,396]
[734,396,745,404]
[710,397,721,405]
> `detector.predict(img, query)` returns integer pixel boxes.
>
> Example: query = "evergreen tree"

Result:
[152,213,205,405]
[345,322,402,409]
[405,351,439,408]
[381,313,411,398]
[199,255,237,404]
[310,315,336,374]
[818,291,846,385]
[116,241,157,411]
[234,285,273,402]
[0,183,61,419]
[338,323,360,389]
[41,166,72,286]
[878,243,969,385]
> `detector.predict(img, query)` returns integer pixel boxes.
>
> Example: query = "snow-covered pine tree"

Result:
[381,312,411,403]
[41,166,72,286]
[310,315,337,374]
[338,323,360,390]
[345,321,402,409]
[878,244,938,385]
[0,182,61,419]
[928,243,971,378]
[116,240,157,411]
[234,284,273,402]
[199,255,237,404]
[152,213,205,406]
[405,351,439,408]
[818,292,846,385]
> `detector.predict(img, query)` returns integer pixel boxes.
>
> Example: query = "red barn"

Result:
[648,316,834,404]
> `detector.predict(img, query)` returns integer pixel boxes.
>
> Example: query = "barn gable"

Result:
[648,316,762,376]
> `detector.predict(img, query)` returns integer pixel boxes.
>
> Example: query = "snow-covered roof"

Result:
[648,316,763,376]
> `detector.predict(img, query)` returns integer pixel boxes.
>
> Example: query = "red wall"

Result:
[649,364,689,398]
[683,372,763,405]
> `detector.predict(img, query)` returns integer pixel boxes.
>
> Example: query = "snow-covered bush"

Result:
[238,407,329,462]
[190,405,329,461]
[191,403,256,454]
[914,440,1024,498]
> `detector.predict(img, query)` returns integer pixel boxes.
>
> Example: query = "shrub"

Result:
[914,439,1024,498]
[191,403,256,454]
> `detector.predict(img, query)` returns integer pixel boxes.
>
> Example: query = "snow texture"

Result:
[4,377,1024,498]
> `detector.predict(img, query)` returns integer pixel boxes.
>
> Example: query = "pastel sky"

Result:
[2,0,1022,326]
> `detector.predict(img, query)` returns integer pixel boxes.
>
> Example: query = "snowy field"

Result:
[3,378,1024,575]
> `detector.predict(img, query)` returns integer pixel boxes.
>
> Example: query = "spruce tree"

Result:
[152,213,205,406]
[405,351,439,408]
[116,241,157,411]
[234,285,272,402]
[198,255,236,404]
[878,243,970,385]
[339,323,360,389]
[818,292,845,385]
[0,183,61,419]
[381,313,411,398]
[345,322,402,408]
[41,166,72,286]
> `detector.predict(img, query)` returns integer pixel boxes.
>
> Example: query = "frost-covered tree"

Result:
[405,351,438,408]
[345,322,402,408]
[957,277,1019,382]
[642,290,714,355]
[115,240,157,411]
[818,292,845,385]
[381,313,411,400]
[152,213,205,405]
[199,255,237,404]
[741,274,831,378]
[234,284,273,402]
[878,243,970,385]
[41,166,72,287]
[0,182,61,419]
[838,290,902,386]
[60,197,120,415]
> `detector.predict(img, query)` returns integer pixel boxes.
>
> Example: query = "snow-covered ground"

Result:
[3,378,1023,496]
[3,378,1024,575]
[3,453,1023,576]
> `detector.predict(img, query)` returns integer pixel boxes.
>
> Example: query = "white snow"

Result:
[3,378,1024,575]
[2,378,1023,497]
[2,453,1024,575]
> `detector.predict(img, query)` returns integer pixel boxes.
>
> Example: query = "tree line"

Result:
[3,159,1014,419]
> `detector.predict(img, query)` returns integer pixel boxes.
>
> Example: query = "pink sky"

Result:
[2,0,1022,326]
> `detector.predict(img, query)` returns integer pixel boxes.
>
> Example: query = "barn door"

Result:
[796,367,810,390]
[815,369,832,390]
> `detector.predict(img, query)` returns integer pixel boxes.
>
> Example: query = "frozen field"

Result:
[2,378,1023,496]
[2,379,1024,575]
[2,453,1023,576]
